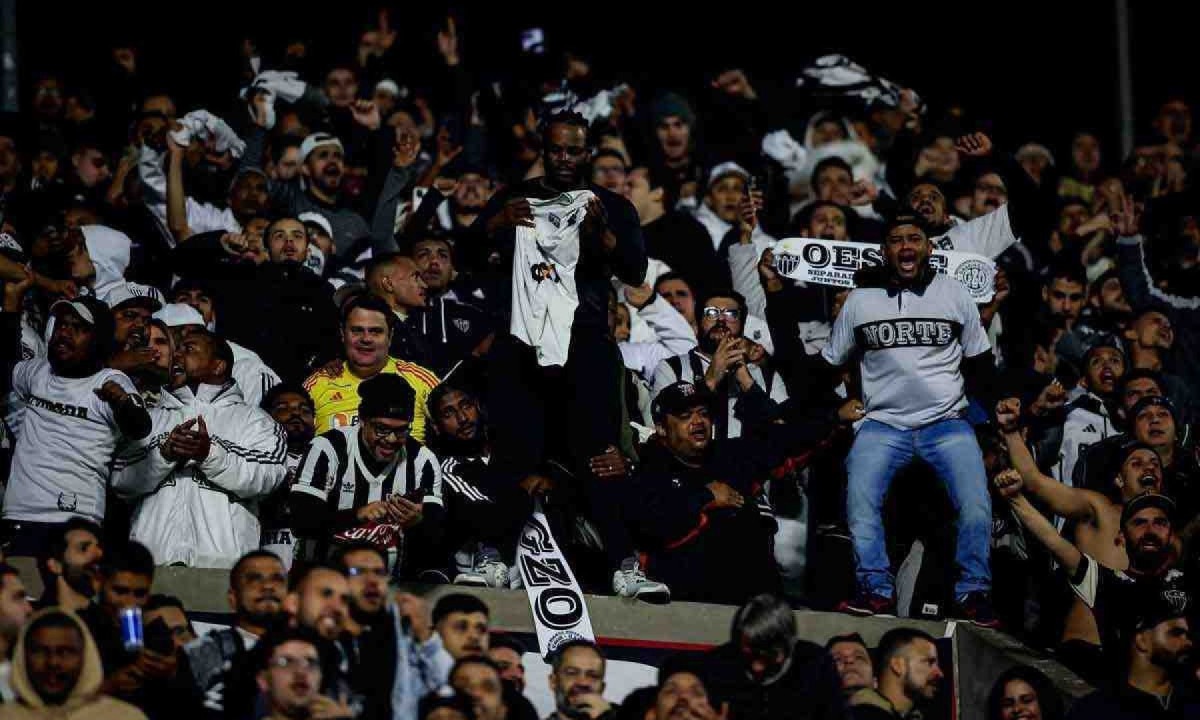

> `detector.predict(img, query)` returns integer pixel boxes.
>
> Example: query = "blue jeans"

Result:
[845,418,991,599]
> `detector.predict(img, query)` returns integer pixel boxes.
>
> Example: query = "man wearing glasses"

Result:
[255,626,351,720]
[290,374,446,579]
[652,289,787,440]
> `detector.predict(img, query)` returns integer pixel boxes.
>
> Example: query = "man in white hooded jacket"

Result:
[110,329,287,568]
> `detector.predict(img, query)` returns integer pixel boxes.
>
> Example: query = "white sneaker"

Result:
[453,548,508,589]
[612,557,670,603]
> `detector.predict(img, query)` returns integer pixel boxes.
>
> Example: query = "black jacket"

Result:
[174,232,341,383]
[629,415,831,605]
[704,640,844,720]
[407,296,493,377]
[643,210,731,297]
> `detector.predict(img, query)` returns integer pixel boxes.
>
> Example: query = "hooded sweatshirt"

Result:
[0,607,147,720]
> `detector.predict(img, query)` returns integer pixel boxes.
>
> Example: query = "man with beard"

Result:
[651,290,787,441]
[627,166,728,300]
[242,112,373,257]
[36,518,104,612]
[900,132,1051,260]
[471,111,653,599]
[2,296,150,554]
[0,563,33,701]
[174,217,340,383]
[847,629,945,720]
[427,383,522,589]
[1052,337,1126,489]
[649,657,724,720]
[333,542,452,720]
[110,329,287,568]
[259,384,316,570]
[821,215,998,624]
[1065,587,1198,719]
[546,641,613,720]
[291,374,444,575]
[163,130,271,243]
[704,594,842,720]
[1040,262,1088,334]
[184,550,287,718]
[102,283,165,378]
[647,93,703,209]
[999,482,1186,670]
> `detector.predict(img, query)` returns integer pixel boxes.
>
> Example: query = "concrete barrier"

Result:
[8,558,1092,720]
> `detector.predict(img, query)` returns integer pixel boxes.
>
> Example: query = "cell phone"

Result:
[520,27,545,55]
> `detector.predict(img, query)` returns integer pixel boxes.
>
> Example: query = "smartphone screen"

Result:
[520,28,545,55]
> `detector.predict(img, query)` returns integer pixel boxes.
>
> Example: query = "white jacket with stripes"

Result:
[110,382,288,568]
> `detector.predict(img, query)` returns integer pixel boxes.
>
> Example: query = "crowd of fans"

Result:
[0,6,1199,718]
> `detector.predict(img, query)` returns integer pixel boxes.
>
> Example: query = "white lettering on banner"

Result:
[517,505,596,654]
[773,238,996,302]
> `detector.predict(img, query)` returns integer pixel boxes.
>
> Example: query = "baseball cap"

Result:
[102,282,164,313]
[651,381,715,423]
[153,303,205,328]
[299,132,344,163]
[1124,578,1191,638]
[707,161,750,190]
[1116,439,1160,469]
[374,79,401,97]
[1120,492,1175,528]
[359,374,416,421]
[1081,333,1125,363]
[298,211,333,239]
[50,296,115,352]
[1130,395,1177,425]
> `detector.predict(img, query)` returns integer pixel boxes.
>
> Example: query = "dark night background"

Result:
[13,1,1200,161]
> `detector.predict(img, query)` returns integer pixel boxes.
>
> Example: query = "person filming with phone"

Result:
[290,374,446,578]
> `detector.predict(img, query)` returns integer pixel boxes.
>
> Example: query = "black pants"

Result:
[485,332,633,568]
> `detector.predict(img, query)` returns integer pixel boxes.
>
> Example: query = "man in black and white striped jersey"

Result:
[289,374,446,579]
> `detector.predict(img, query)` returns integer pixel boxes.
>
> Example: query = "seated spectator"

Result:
[846,628,945,720]
[630,382,828,604]
[291,374,445,576]
[433,594,489,661]
[110,328,288,568]
[986,666,1063,720]
[367,252,436,369]
[651,290,787,441]
[704,594,842,720]
[1064,585,1197,719]
[546,640,614,720]
[448,656,537,720]
[304,293,439,442]
[825,634,875,699]
[2,297,150,554]
[36,517,104,613]
[651,656,723,720]
[184,549,287,719]
[0,563,34,701]
[258,382,318,570]
[0,607,148,720]
[141,595,195,654]
[254,626,349,720]
[487,635,527,694]
[419,693,479,720]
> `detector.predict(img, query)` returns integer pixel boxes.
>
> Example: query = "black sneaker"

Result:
[955,591,1001,629]
[835,592,896,617]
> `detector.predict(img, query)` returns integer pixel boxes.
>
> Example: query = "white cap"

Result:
[154,303,205,328]
[298,211,333,239]
[374,79,401,97]
[102,282,164,312]
[1016,142,1055,166]
[707,161,750,189]
[299,132,344,163]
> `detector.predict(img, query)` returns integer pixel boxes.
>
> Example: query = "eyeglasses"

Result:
[367,421,409,441]
[271,655,321,672]
[702,306,741,321]
[346,566,388,579]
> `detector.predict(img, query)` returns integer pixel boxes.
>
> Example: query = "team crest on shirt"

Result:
[530,263,561,283]
[546,210,580,229]
[453,318,471,333]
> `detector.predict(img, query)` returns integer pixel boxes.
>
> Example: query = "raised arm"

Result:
[995,469,1083,577]
[996,398,1099,522]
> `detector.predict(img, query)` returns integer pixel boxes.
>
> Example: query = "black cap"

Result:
[1081,333,1125,363]
[1116,439,1159,469]
[1120,492,1175,528]
[651,381,715,423]
[358,375,416,421]
[1130,395,1177,425]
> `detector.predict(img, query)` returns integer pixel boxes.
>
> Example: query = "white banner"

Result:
[516,505,596,655]
[773,237,996,303]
